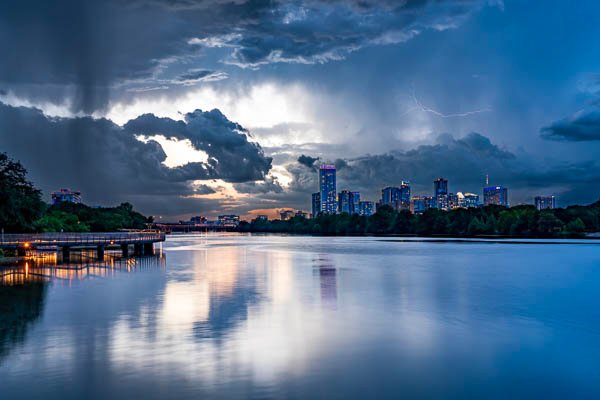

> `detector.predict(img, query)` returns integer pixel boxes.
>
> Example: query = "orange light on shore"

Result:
[24,242,30,248]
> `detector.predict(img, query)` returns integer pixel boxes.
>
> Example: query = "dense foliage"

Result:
[238,203,600,238]
[0,152,151,233]
[35,202,152,232]
[0,153,45,232]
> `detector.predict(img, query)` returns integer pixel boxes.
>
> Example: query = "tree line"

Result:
[0,153,151,233]
[239,202,599,238]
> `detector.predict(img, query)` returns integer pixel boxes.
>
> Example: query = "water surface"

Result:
[1,234,600,399]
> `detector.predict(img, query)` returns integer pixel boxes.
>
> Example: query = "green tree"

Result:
[0,153,45,232]
[565,218,586,235]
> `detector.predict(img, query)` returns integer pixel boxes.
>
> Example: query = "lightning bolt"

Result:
[398,88,492,118]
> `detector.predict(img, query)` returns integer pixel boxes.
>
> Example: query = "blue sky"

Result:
[0,0,598,218]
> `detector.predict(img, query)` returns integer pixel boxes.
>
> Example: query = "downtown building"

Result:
[535,195,556,210]
[483,185,509,207]
[457,192,480,208]
[311,192,321,218]
[51,188,82,205]
[410,196,433,214]
[380,181,411,211]
[433,178,449,210]
[338,190,360,214]
[319,165,337,214]
[358,201,375,216]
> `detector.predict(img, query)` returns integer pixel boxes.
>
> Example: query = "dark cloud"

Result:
[541,110,600,142]
[297,154,319,169]
[0,102,272,212]
[124,108,272,182]
[0,0,493,111]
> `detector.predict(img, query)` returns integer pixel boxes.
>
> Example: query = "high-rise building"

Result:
[484,186,509,207]
[433,178,449,210]
[457,192,480,208]
[535,195,556,210]
[218,215,240,226]
[434,178,448,197]
[381,182,410,210]
[319,165,337,214]
[358,201,375,216]
[399,181,411,211]
[312,192,321,218]
[338,190,352,214]
[381,186,400,207]
[351,192,361,214]
[51,188,82,205]
[411,196,433,214]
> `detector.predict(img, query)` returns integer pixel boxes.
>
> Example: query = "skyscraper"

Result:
[358,201,374,216]
[338,190,352,214]
[399,181,411,211]
[434,178,448,197]
[484,186,509,207]
[535,195,556,210]
[351,192,361,214]
[410,196,433,214]
[381,182,410,210]
[433,178,449,210]
[312,192,321,218]
[319,165,337,214]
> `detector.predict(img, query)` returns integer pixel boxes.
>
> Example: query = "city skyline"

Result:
[0,1,599,220]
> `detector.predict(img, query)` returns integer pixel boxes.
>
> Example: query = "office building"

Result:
[190,215,207,224]
[338,190,353,214]
[535,195,556,210]
[312,192,321,218]
[358,201,375,216]
[51,188,82,205]
[448,193,459,209]
[411,196,433,214]
[351,192,361,214]
[457,192,480,208]
[319,165,337,214]
[484,186,509,207]
[433,178,449,210]
[381,182,410,211]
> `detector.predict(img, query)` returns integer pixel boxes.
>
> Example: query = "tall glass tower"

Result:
[319,165,337,214]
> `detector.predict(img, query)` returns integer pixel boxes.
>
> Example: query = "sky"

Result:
[1,0,599,220]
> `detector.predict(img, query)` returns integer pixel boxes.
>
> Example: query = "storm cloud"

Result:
[0,0,495,111]
[541,110,600,142]
[0,102,271,211]
[284,133,600,207]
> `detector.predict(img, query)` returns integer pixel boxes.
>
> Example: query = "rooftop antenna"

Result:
[485,174,489,186]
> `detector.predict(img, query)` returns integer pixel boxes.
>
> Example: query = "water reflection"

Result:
[2,235,600,398]
[0,281,47,363]
[314,256,337,309]
[1,253,166,286]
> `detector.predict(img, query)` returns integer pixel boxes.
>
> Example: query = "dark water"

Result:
[1,234,600,399]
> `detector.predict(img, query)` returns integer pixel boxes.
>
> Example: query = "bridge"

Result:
[0,231,166,261]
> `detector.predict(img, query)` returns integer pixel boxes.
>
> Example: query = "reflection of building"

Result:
[535,195,556,210]
[484,186,509,207]
[315,257,337,309]
[358,201,374,216]
[319,165,337,214]
[51,188,82,205]
[411,196,433,214]
[312,192,321,218]
[217,215,240,226]
[279,209,295,221]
